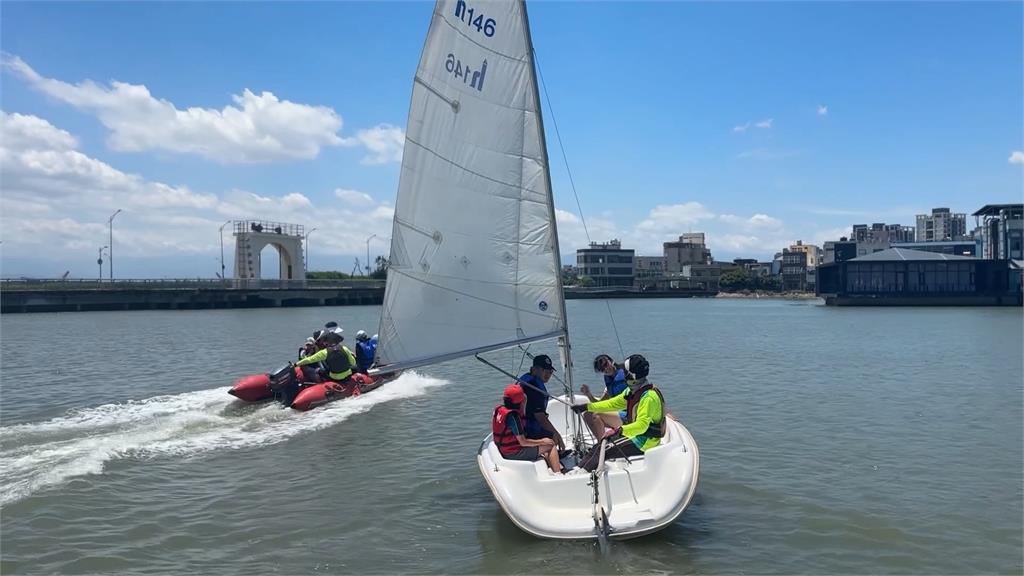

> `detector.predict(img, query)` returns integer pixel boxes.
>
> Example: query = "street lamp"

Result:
[219,220,231,281]
[304,227,318,271]
[108,209,122,281]
[365,234,377,276]
[97,246,108,280]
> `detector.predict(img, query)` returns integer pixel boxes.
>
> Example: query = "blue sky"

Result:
[1,1,1021,278]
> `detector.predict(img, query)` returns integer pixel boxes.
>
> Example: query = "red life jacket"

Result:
[492,406,523,456]
[625,383,666,438]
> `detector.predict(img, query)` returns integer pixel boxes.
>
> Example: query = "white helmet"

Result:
[356,330,369,341]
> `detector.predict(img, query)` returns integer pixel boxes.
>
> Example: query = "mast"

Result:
[520,0,574,393]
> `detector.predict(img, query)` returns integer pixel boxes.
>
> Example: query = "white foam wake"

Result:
[0,372,447,505]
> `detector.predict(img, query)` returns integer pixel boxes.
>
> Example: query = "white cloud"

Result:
[817,105,828,116]
[2,54,403,165]
[1009,150,1024,164]
[719,213,783,230]
[636,202,715,233]
[334,188,377,207]
[0,112,397,268]
[811,226,854,247]
[344,124,405,165]
[733,118,773,133]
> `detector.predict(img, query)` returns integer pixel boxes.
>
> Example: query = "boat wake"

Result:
[0,371,447,505]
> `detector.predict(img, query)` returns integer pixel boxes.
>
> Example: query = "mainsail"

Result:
[375,0,567,372]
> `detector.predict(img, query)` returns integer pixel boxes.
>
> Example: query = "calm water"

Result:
[1,299,1021,575]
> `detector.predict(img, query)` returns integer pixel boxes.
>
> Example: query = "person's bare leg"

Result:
[540,445,561,473]
[582,412,604,441]
[597,412,623,431]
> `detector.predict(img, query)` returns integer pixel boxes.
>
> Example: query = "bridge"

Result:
[0,278,386,313]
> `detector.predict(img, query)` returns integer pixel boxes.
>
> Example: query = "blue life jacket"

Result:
[604,368,628,397]
[355,339,377,372]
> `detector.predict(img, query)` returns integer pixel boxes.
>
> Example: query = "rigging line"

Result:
[535,48,624,359]
[605,300,625,359]
[533,48,590,244]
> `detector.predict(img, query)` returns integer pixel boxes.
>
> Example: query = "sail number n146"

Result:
[445,53,487,91]
[454,0,496,37]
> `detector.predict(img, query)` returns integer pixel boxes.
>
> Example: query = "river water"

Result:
[1,299,1021,574]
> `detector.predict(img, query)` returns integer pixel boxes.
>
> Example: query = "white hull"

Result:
[477,395,700,540]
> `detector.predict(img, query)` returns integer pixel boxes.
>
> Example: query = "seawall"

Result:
[1,282,718,313]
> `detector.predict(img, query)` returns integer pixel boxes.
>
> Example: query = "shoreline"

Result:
[715,291,820,300]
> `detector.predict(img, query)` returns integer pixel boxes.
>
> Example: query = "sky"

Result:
[1,1,1021,279]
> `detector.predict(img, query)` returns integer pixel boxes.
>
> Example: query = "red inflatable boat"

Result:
[228,363,397,411]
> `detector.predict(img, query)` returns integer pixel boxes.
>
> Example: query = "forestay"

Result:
[375,0,565,371]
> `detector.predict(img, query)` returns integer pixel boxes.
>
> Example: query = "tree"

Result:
[370,255,389,280]
[754,275,782,292]
[718,269,750,292]
[307,270,352,280]
[577,275,594,287]
[561,268,579,286]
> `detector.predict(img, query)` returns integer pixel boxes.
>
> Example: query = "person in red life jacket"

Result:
[492,383,563,473]
[572,354,667,472]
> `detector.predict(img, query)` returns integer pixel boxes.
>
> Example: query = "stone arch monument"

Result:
[233,220,306,283]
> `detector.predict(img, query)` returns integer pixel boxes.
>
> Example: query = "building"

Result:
[852,223,916,244]
[681,264,722,291]
[816,247,1022,306]
[635,256,666,276]
[576,239,635,287]
[634,256,666,288]
[891,241,978,257]
[664,233,711,273]
[823,239,858,264]
[781,249,808,291]
[916,207,967,242]
[973,203,1023,260]
[745,262,774,278]
[788,240,822,269]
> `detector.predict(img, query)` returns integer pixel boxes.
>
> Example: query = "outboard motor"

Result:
[268,363,301,406]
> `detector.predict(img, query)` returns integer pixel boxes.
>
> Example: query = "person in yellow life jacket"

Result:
[572,354,666,472]
[491,383,563,474]
[294,330,357,394]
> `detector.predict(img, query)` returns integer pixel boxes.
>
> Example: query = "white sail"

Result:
[375,0,565,371]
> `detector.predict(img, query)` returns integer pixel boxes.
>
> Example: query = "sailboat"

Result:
[370,0,699,539]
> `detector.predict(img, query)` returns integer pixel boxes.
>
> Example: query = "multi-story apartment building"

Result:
[852,223,916,244]
[916,207,967,242]
[782,249,808,291]
[788,240,822,269]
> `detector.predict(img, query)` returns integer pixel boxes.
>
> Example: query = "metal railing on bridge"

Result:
[0,278,386,291]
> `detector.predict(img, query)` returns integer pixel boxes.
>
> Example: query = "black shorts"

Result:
[502,446,540,461]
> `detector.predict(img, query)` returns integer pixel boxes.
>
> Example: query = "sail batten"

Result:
[375,0,566,370]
